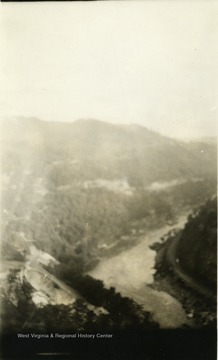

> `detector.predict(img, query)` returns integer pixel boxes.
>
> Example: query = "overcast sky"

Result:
[0,1,217,139]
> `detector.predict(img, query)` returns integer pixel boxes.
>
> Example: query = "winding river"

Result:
[89,214,192,328]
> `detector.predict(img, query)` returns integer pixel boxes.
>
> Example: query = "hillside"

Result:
[1,117,216,265]
[176,197,217,291]
[1,117,217,187]
[153,198,217,327]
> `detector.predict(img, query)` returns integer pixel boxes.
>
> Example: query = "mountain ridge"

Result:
[1,116,216,187]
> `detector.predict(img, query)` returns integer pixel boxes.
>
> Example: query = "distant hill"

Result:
[181,136,217,144]
[191,136,217,145]
[1,117,217,187]
[1,116,216,264]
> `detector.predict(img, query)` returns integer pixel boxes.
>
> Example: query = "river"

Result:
[89,214,192,328]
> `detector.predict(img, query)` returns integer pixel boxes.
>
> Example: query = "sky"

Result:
[0,1,217,139]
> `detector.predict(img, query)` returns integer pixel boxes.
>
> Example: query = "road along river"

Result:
[89,215,192,328]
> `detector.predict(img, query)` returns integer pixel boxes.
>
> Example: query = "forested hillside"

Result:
[1,117,216,269]
[176,197,217,291]
[2,117,216,186]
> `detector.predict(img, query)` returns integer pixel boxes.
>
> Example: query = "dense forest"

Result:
[176,197,217,291]
[2,118,216,268]
[1,269,158,334]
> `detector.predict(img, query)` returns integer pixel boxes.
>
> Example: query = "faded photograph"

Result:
[0,1,217,359]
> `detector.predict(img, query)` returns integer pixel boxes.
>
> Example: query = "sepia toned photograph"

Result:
[0,1,217,359]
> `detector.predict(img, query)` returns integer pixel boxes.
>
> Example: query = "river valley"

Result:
[89,214,192,328]
[2,214,193,329]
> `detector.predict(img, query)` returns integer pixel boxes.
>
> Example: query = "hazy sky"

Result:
[1,1,217,139]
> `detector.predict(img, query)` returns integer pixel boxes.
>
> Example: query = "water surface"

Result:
[89,216,191,328]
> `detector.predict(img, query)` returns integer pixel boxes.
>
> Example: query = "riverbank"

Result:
[152,233,216,327]
[89,214,193,329]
